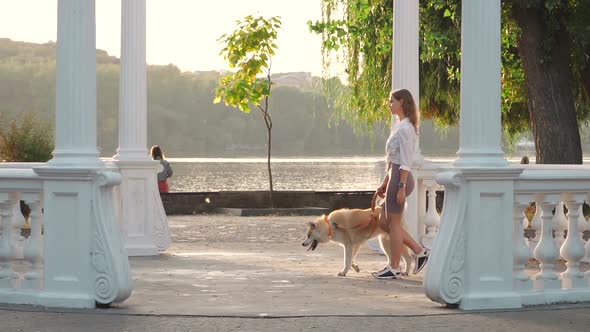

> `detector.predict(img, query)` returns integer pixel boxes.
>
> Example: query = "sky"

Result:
[0,0,326,76]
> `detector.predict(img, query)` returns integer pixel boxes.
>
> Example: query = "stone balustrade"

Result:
[0,163,132,308]
[513,165,590,305]
[0,167,44,295]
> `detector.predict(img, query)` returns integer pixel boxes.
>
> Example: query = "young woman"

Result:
[373,89,430,279]
[150,145,173,193]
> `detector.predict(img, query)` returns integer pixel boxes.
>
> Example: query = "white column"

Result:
[51,0,101,167]
[392,0,422,162]
[23,0,133,308]
[115,0,149,161]
[392,0,422,242]
[453,0,507,168]
[115,0,171,256]
[425,0,523,310]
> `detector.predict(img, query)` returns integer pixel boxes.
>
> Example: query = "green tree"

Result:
[214,15,281,206]
[0,111,54,162]
[309,0,590,164]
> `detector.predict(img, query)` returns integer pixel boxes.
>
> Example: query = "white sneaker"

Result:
[372,265,402,279]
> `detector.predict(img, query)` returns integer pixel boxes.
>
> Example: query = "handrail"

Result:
[514,165,590,194]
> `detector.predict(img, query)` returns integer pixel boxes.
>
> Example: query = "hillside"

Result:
[0,38,460,157]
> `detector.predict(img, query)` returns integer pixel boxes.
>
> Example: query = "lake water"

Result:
[167,157,387,192]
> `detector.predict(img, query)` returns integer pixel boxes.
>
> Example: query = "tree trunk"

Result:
[512,7,582,164]
[581,48,590,99]
[267,125,273,208]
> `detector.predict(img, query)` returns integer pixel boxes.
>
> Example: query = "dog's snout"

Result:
[302,236,313,247]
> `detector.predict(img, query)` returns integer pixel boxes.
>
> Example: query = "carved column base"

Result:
[33,166,132,308]
[115,160,171,256]
[425,168,523,310]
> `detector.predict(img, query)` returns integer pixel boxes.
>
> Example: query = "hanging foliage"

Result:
[309,0,590,163]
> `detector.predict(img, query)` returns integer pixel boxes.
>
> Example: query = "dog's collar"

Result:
[323,215,332,237]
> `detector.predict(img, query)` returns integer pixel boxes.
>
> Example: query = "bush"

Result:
[0,112,54,162]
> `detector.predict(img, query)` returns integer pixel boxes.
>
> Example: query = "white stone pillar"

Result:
[27,0,132,308]
[392,0,421,161]
[392,0,422,243]
[51,0,101,167]
[453,0,507,168]
[425,0,523,310]
[115,0,171,256]
[115,0,149,161]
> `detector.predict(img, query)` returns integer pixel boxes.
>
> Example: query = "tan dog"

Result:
[302,195,411,276]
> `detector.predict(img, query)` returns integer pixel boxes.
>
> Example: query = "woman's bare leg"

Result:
[383,211,422,258]
[387,213,404,269]
[400,228,423,255]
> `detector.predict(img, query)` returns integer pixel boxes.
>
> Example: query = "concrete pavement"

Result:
[1,214,589,331]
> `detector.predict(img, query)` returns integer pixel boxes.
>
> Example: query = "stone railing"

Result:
[0,166,44,297]
[411,158,554,249]
[424,163,590,310]
[513,165,590,305]
[413,159,450,249]
[0,163,132,308]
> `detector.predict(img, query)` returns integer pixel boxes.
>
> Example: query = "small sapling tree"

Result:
[214,15,281,207]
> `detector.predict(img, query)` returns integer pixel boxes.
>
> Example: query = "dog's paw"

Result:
[337,271,347,277]
[351,263,360,273]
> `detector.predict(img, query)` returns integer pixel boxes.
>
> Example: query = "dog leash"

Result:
[321,191,382,237]
[370,191,380,220]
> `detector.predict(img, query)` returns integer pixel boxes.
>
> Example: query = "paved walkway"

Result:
[1,214,590,331]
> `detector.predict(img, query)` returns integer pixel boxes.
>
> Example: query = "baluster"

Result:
[522,211,531,249]
[553,201,567,252]
[529,202,542,258]
[11,199,26,260]
[581,204,590,264]
[560,196,587,289]
[533,198,561,290]
[0,194,18,289]
[22,195,43,290]
[585,200,590,275]
[513,201,532,291]
[417,180,427,243]
[421,181,440,249]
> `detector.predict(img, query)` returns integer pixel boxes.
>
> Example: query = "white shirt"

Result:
[385,117,417,172]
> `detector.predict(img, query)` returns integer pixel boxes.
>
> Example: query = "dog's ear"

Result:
[307,221,316,229]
